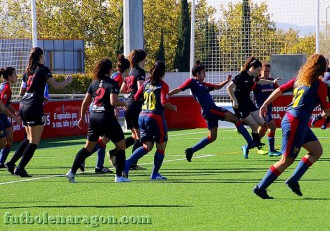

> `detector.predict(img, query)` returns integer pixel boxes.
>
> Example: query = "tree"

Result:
[115,7,124,55]
[144,0,180,71]
[155,29,165,62]
[173,0,190,72]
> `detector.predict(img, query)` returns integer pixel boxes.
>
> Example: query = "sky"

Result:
[204,0,329,27]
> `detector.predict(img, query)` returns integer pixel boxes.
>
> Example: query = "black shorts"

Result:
[19,104,44,126]
[124,101,142,129]
[234,98,257,119]
[87,114,124,144]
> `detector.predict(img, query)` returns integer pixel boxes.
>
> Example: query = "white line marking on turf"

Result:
[0,154,214,186]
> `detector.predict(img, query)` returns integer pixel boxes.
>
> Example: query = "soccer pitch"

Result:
[0,128,329,230]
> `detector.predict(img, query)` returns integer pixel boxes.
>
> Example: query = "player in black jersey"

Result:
[5,47,72,177]
[66,58,130,183]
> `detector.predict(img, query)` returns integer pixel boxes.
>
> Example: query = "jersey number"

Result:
[94,88,105,106]
[142,91,156,110]
[292,88,305,108]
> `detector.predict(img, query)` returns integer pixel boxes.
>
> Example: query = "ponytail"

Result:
[191,60,205,76]
[149,61,165,85]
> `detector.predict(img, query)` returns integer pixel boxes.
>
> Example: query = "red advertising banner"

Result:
[11,100,88,142]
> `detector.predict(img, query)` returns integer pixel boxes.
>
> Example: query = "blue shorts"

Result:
[139,113,168,144]
[203,106,228,130]
[281,113,317,158]
[0,116,12,138]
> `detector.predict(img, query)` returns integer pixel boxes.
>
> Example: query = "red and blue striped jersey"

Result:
[134,79,170,116]
[253,77,278,108]
[178,78,217,112]
[280,78,330,123]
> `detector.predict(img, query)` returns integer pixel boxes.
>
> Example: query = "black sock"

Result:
[71,148,92,174]
[17,143,38,170]
[115,150,126,176]
[252,132,261,144]
[125,136,135,149]
[132,139,142,153]
[8,139,29,164]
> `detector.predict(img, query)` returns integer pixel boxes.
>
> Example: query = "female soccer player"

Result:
[124,61,177,180]
[86,54,133,173]
[5,47,72,177]
[120,49,147,170]
[253,54,330,199]
[227,56,281,158]
[253,62,282,157]
[169,60,255,162]
[0,67,21,167]
[66,58,130,183]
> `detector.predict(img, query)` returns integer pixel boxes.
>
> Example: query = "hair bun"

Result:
[195,60,201,66]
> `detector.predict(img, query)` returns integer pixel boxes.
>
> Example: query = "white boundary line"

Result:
[0,154,214,186]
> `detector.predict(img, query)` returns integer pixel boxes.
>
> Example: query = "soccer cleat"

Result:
[0,163,5,168]
[185,148,193,162]
[130,164,147,170]
[115,176,131,183]
[95,167,113,174]
[14,168,32,177]
[257,148,268,155]
[108,150,117,167]
[5,162,15,175]
[321,124,327,130]
[66,171,76,183]
[242,144,249,159]
[286,179,303,196]
[79,162,85,172]
[268,150,282,157]
[253,185,274,199]
[150,173,167,180]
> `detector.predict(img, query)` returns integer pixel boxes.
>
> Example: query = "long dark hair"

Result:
[116,54,130,73]
[26,47,43,75]
[0,67,15,80]
[191,60,205,76]
[242,56,262,71]
[93,58,112,81]
[127,49,146,68]
[149,61,165,85]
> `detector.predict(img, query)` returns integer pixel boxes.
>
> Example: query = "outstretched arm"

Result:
[168,88,181,96]
[259,88,282,118]
[214,75,232,90]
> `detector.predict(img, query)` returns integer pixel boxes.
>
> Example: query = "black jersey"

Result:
[124,67,146,103]
[87,76,120,117]
[232,70,258,101]
[21,64,52,107]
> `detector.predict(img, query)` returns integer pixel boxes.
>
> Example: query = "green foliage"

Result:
[49,73,93,94]
[144,0,180,71]
[155,29,165,62]
[115,8,124,55]
[173,0,191,72]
